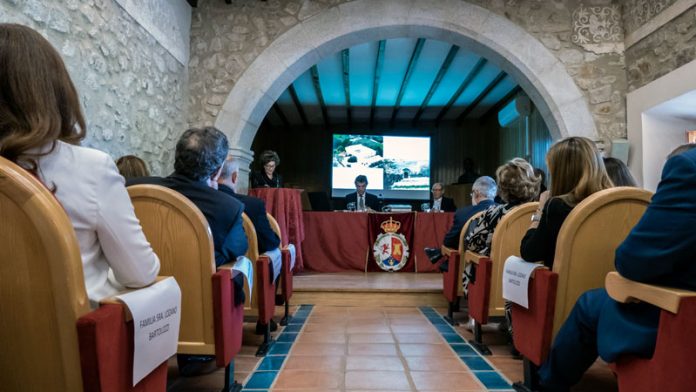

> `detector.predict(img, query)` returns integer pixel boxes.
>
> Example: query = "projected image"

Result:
[332,134,430,196]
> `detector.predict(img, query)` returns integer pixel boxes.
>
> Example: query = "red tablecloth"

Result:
[248,188,305,271]
[302,211,454,272]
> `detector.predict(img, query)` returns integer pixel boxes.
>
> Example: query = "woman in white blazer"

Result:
[0,23,160,307]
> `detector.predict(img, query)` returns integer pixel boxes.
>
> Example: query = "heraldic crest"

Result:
[372,216,410,271]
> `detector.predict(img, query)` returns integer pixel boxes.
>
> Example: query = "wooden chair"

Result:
[441,210,485,324]
[128,184,243,392]
[240,213,276,356]
[606,272,696,391]
[0,157,167,392]
[511,187,652,390]
[464,202,538,354]
[267,212,294,325]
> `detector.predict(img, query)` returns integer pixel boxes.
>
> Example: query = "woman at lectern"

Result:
[251,150,283,188]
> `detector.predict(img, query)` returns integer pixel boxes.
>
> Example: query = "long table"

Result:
[301,211,454,272]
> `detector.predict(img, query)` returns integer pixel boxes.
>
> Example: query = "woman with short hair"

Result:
[250,149,283,188]
[116,154,150,179]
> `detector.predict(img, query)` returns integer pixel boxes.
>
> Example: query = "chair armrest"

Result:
[99,276,172,321]
[464,250,485,265]
[605,271,696,314]
[441,245,455,257]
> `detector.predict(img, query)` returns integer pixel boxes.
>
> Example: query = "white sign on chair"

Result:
[116,277,182,386]
[502,256,544,309]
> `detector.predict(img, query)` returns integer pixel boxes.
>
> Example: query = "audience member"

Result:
[250,150,282,188]
[424,176,497,269]
[457,157,479,184]
[521,137,612,268]
[603,157,637,187]
[430,182,456,212]
[116,154,150,179]
[0,23,160,307]
[667,142,696,159]
[345,174,380,210]
[536,145,696,391]
[465,158,539,345]
[534,168,547,195]
[129,127,248,271]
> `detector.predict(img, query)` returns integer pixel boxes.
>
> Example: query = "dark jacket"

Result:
[127,174,247,267]
[250,170,282,188]
[218,184,280,254]
[345,191,380,210]
[443,199,496,249]
[431,196,457,212]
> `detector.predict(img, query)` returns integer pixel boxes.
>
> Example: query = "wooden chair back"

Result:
[0,156,90,391]
[551,187,652,337]
[267,212,282,243]
[241,213,259,311]
[487,202,538,317]
[128,184,217,355]
[455,210,485,295]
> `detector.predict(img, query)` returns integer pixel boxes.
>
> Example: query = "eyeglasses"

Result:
[264,163,276,169]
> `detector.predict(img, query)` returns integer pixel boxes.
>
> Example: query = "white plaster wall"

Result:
[640,114,696,190]
[114,0,191,65]
[627,57,696,188]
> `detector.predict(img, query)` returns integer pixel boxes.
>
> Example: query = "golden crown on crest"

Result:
[380,217,401,233]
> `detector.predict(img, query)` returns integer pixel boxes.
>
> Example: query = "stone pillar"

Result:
[229,146,254,195]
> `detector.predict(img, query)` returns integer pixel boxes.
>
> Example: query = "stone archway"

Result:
[215,0,596,190]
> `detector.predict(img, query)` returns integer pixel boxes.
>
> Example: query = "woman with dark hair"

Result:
[250,149,283,188]
[0,24,159,307]
[521,136,612,268]
[603,157,637,187]
[116,154,150,179]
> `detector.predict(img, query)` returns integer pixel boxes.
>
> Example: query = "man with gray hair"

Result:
[424,176,498,267]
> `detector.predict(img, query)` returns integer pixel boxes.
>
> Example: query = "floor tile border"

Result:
[419,306,515,392]
[241,304,314,392]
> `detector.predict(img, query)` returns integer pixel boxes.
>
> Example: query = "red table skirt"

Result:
[302,211,454,272]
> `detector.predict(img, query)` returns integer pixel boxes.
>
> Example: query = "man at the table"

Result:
[345,175,380,211]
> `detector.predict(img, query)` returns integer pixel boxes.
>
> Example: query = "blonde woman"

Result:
[521,136,612,268]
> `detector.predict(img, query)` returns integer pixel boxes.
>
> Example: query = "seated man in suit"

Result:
[218,156,284,334]
[424,176,498,271]
[345,174,380,211]
[430,182,457,212]
[534,145,696,391]
[128,126,249,375]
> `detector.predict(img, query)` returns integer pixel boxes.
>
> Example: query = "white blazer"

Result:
[36,141,160,307]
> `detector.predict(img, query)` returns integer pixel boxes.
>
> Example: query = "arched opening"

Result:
[214,0,595,190]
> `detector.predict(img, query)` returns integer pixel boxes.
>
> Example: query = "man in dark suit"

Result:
[430,182,457,212]
[128,126,248,375]
[344,174,379,210]
[535,146,696,391]
[424,176,498,268]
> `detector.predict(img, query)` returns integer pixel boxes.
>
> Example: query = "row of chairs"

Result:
[0,155,294,392]
[441,186,696,390]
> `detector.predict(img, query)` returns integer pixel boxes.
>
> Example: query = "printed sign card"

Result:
[502,256,545,309]
[116,277,182,386]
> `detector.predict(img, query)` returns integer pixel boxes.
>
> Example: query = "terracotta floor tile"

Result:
[404,355,470,372]
[399,343,453,357]
[291,342,347,356]
[296,332,347,344]
[308,315,349,323]
[410,371,482,391]
[283,355,344,371]
[349,333,395,343]
[303,323,347,333]
[347,324,392,333]
[394,332,444,344]
[390,325,436,334]
[348,343,399,356]
[346,355,406,371]
[274,369,343,390]
[345,370,411,390]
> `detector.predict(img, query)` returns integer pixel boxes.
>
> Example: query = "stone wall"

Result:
[623,0,679,35]
[0,0,191,175]
[187,0,628,143]
[625,4,696,91]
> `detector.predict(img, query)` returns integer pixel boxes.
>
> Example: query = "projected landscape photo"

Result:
[332,134,430,191]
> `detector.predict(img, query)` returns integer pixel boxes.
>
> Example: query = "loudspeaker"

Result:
[610,139,630,164]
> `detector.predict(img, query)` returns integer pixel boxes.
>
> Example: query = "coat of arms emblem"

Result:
[372,217,410,271]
